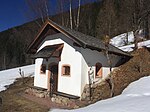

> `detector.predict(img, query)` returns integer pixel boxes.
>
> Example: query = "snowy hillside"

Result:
[110,32,150,52]
[110,31,134,47]
[51,76,150,112]
[0,60,150,112]
[118,40,150,52]
[0,64,35,92]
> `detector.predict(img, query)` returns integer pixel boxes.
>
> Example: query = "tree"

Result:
[56,0,83,30]
[69,0,73,29]
[96,0,117,40]
[104,35,114,97]
[131,0,150,48]
[25,0,50,27]
[63,0,82,30]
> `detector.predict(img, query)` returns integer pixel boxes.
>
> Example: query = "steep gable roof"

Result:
[27,19,131,57]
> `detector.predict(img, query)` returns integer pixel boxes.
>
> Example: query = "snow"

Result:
[0,60,150,112]
[110,31,134,47]
[118,40,150,52]
[50,76,150,112]
[110,31,150,52]
[0,64,35,92]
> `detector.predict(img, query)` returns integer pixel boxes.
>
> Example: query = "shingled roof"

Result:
[27,19,131,57]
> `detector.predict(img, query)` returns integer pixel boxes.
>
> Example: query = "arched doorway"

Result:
[95,63,102,78]
[48,63,58,95]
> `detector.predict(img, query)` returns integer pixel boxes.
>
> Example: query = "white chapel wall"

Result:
[80,48,122,94]
[34,58,48,88]
[34,33,122,97]
[35,33,83,96]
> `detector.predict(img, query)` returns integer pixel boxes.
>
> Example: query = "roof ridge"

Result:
[27,19,131,57]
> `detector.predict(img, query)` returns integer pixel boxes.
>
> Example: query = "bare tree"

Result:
[69,0,73,29]
[104,35,114,97]
[56,0,65,26]
[56,0,82,30]
[74,0,81,30]
[132,0,150,48]
[25,0,50,26]
[132,3,142,49]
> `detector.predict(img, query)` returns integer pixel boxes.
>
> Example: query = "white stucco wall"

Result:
[80,48,122,94]
[34,33,122,97]
[34,58,48,88]
[34,33,82,96]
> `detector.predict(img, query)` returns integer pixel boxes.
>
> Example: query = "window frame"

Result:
[95,62,103,78]
[40,64,46,75]
[61,64,71,76]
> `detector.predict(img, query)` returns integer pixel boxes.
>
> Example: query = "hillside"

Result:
[0,21,40,70]
[52,76,150,112]
[0,48,149,112]
[0,0,150,70]
[113,47,150,95]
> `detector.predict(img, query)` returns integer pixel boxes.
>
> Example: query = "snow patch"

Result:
[110,31,134,47]
[110,31,150,52]
[50,76,150,112]
[0,64,35,92]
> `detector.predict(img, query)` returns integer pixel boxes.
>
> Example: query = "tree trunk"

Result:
[44,0,49,19]
[76,0,81,30]
[104,35,113,97]
[69,0,73,29]
[3,52,6,70]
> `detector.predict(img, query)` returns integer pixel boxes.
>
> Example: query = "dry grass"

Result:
[113,48,150,95]
[0,77,49,112]
[0,48,150,112]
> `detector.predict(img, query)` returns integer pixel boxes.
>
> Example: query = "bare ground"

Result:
[113,48,150,95]
[0,48,150,112]
[0,77,50,112]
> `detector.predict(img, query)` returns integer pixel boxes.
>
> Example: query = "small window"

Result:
[40,64,46,74]
[95,63,102,78]
[62,65,70,76]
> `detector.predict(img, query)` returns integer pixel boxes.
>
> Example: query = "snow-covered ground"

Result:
[0,31,150,112]
[0,61,150,112]
[118,40,150,52]
[110,31,150,52]
[0,64,35,92]
[110,31,134,47]
[51,76,150,112]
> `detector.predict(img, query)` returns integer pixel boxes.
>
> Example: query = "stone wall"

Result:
[25,88,87,109]
[51,94,80,109]
[25,88,50,98]
[81,79,111,103]
[25,78,112,107]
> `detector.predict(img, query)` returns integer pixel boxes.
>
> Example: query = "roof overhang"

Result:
[27,20,83,54]
[32,44,64,59]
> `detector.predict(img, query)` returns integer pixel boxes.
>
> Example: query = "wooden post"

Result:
[88,67,94,100]
[0,97,2,111]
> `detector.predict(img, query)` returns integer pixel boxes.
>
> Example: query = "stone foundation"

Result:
[25,78,111,108]
[25,88,50,98]
[25,88,87,108]
[81,79,111,103]
[51,94,81,108]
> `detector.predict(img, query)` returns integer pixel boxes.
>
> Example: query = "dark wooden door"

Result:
[50,64,58,92]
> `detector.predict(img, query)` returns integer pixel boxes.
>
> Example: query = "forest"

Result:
[0,0,150,70]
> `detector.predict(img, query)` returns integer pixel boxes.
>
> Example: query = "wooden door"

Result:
[50,64,58,92]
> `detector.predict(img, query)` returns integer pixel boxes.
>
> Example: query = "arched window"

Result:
[95,63,102,78]
[40,64,46,74]
[62,65,71,76]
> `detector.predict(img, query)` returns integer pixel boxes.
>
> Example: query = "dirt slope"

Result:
[113,47,150,95]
